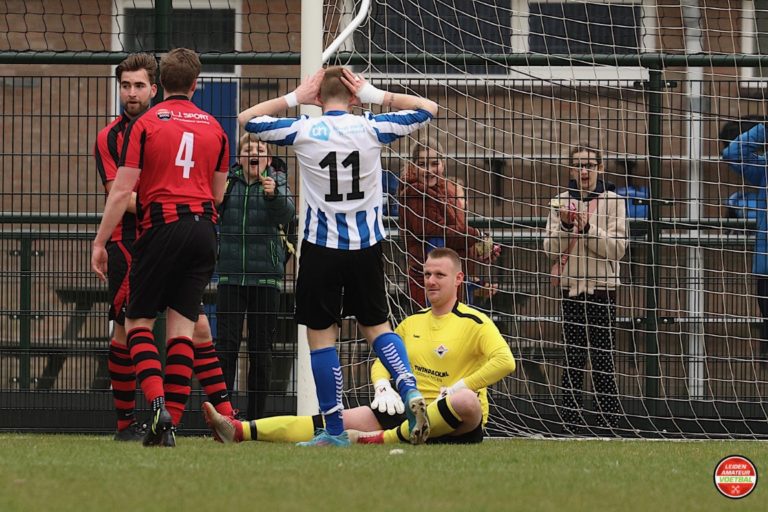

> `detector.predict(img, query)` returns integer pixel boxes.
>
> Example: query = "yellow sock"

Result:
[383,398,463,444]
[242,415,322,443]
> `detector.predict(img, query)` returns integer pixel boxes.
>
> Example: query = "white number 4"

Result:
[175,132,195,178]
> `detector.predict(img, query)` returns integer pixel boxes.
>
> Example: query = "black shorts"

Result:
[295,241,389,329]
[370,400,484,445]
[106,240,133,325]
[127,218,217,322]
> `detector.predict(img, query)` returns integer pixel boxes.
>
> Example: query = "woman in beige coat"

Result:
[543,145,627,435]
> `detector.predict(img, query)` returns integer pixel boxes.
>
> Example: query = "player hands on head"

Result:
[228,66,438,447]
[201,247,516,446]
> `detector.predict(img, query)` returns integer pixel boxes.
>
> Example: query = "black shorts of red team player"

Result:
[126,217,217,322]
[295,240,389,330]
[106,240,133,326]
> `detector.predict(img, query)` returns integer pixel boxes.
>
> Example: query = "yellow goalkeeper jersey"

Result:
[372,301,516,424]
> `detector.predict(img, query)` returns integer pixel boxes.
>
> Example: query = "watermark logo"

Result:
[714,455,758,499]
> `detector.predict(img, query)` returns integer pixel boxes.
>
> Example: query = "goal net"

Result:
[327,0,768,439]
[2,0,768,438]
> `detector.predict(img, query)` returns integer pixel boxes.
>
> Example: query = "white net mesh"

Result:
[2,0,768,437]
[326,0,768,438]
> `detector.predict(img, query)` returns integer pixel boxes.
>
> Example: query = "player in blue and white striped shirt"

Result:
[238,67,438,447]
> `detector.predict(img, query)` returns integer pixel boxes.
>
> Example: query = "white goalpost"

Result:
[294,0,373,416]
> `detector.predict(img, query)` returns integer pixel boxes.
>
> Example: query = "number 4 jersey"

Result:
[119,96,230,232]
[245,109,432,250]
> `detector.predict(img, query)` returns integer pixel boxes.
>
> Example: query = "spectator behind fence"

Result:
[400,136,499,309]
[722,122,768,362]
[543,144,627,435]
[452,177,499,305]
[93,52,234,442]
[91,48,230,447]
[215,133,296,420]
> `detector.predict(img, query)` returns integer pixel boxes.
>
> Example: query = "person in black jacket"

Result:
[216,133,296,419]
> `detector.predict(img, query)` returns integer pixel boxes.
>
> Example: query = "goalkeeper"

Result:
[202,247,516,444]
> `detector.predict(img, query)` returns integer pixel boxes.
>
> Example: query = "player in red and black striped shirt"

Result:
[94,53,153,441]
[92,49,230,447]
[95,53,234,443]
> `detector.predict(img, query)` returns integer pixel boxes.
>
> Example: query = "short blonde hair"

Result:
[319,66,353,104]
[427,247,462,272]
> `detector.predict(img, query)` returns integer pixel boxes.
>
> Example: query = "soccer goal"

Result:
[319,0,768,439]
[2,1,768,438]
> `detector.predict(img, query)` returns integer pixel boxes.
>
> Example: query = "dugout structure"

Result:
[2,0,768,438]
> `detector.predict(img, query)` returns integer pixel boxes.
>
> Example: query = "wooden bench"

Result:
[31,285,221,390]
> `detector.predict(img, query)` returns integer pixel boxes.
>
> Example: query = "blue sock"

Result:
[372,332,417,399]
[310,347,344,435]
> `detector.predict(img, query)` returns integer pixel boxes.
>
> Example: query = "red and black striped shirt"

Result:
[94,112,139,242]
[119,96,229,232]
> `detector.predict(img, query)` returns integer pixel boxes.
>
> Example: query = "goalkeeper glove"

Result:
[370,379,405,415]
[438,378,469,400]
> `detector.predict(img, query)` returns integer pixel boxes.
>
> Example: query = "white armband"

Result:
[357,83,386,105]
[283,91,298,108]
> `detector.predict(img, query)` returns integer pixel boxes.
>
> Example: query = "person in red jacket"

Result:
[399,136,499,308]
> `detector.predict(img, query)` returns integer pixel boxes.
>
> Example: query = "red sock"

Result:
[164,337,194,425]
[193,340,234,417]
[127,328,164,404]
[108,339,137,431]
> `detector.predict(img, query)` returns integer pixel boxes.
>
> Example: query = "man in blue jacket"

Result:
[216,133,296,419]
[722,122,768,361]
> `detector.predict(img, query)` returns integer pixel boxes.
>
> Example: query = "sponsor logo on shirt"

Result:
[333,124,366,136]
[156,109,210,123]
[309,120,330,141]
[414,364,448,378]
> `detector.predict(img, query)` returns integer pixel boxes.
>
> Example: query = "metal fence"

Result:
[2,69,768,436]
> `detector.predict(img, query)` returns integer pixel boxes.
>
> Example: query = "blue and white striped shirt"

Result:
[245,109,432,250]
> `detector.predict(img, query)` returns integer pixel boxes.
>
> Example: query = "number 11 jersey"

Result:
[245,109,432,250]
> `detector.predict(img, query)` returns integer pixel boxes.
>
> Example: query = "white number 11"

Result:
[175,131,195,178]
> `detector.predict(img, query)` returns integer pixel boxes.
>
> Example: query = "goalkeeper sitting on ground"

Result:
[202,247,516,445]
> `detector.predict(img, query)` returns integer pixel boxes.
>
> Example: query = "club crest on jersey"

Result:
[434,344,448,358]
[309,121,330,141]
[156,109,171,121]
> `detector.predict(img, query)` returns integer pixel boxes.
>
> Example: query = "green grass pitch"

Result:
[0,434,765,512]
